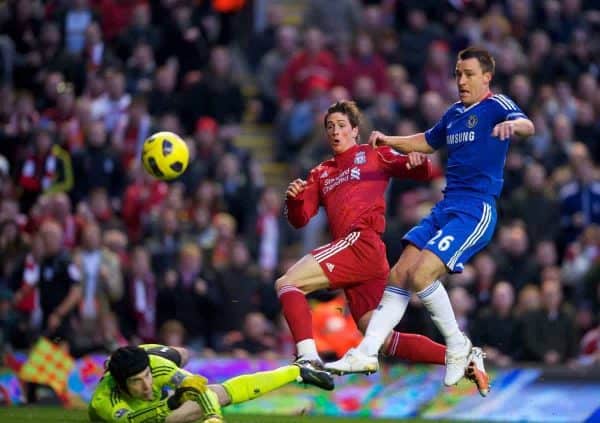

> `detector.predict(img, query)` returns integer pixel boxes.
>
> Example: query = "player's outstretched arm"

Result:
[369,131,435,154]
[285,174,320,229]
[492,118,535,140]
[164,401,203,423]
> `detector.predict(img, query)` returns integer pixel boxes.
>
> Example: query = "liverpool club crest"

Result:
[354,151,366,165]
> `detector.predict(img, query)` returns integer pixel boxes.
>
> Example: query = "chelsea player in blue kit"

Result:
[326,47,535,393]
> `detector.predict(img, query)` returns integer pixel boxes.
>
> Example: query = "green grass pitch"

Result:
[0,407,435,422]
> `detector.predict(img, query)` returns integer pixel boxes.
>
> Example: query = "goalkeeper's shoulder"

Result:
[140,344,190,367]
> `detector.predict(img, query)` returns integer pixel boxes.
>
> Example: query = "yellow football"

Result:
[141,131,189,180]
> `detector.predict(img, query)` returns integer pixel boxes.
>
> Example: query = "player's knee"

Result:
[274,276,288,291]
[388,265,408,286]
[407,264,438,290]
[275,275,299,292]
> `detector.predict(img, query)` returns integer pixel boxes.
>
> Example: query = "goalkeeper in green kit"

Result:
[89,344,334,423]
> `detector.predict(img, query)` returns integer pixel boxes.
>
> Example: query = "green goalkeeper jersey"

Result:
[88,344,192,422]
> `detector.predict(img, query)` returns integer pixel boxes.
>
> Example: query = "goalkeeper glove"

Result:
[167,375,208,409]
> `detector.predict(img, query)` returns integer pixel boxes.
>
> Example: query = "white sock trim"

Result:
[417,280,462,349]
[297,339,320,361]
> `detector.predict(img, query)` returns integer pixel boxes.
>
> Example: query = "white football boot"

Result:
[324,348,379,375]
[444,333,472,386]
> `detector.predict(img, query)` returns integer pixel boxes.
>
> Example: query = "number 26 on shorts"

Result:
[427,230,455,252]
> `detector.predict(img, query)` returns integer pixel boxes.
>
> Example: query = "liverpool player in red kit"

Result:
[276,101,489,394]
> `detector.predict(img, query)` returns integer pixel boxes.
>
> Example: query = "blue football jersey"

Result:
[425,94,527,198]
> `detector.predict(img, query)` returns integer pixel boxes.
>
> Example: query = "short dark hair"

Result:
[323,100,361,129]
[458,46,495,76]
[108,346,150,392]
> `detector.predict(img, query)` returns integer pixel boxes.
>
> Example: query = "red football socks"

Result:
[277,285,313,342]
[385,332,446,365]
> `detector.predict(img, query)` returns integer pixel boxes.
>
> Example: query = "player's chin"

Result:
[330,143,343,154]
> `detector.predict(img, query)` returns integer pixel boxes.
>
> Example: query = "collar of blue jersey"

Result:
[460,91,493,113]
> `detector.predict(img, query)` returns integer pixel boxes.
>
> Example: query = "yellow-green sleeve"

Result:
[148,354,192,390]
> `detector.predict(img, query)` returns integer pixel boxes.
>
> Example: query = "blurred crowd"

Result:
[0,0,600,370]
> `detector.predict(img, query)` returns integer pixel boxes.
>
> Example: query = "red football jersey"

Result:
[285,144,432,239]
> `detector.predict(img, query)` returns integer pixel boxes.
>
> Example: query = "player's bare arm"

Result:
[369,131,435,154]
[285,178,307,198]
[492,118,535,140]
[164,401,203,423]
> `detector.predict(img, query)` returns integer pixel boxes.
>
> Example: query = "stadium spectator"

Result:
[157,242,222,351]
[420,40,452,97]
[81,21,119,75]
[94,69,131,132]
[119,246,156,344]
[503,161,559,246]
[73,222,123,346]
[495,221,537,292]
[577,319,600,367]
[396,8,444,77]
[247,2,284,70]
[158,319,186,349]
[227,311,278,359]
[180,46,244,131]
[0,286,18,353]
[146,207,184,275]
[112,96,152,169]
[214,240,260,343]
[254,187,287,278]
[0,218,28,287]
[471,281,519,366]
[449,286,474,336]
[470,252,497,308]
[302,0,361,44]
[277,27,336,106]
[124,42,156,95]
[216,153,258,234]
[10,232,44,349]
[71,120,124,204]
[560,143,600,245]
[257,25,298,123]
[117,3,161,60]
[19,129,64,212]
[37,219,82,347]
[338,32,389,94]
[7,91,40,140]
[122,164,167,242]
[520,278,577,364]
[147,64,180,117]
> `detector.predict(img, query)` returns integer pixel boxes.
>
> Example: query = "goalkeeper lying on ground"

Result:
[89,344,334,422]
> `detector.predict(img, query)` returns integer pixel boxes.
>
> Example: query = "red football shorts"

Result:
[310,229,389,322]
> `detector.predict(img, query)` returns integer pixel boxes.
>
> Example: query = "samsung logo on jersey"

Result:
[447,131,475,145]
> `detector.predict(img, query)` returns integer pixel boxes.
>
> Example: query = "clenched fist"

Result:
[286,179,307,198]
[406,152,428,169]
[368,130,390,148]
[492,121,515,140]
